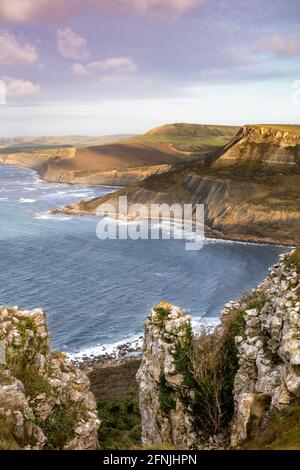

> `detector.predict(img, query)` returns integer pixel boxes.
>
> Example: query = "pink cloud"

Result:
[57,28,89,61]
[72,57,138,75]
[0,0,203,22]
[256,34,300,57]
[92,0,203,18]
[0,29,39,65]
[0,0,82,22]
[3,76,41,96]
[71,63,89,76]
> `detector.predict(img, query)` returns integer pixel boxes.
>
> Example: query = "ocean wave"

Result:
[34,213,73,221]
[19,198,36,203]
[67,332,143,362]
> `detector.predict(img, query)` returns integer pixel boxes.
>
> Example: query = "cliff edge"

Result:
[59,125,300,245]
[137,248,300,450]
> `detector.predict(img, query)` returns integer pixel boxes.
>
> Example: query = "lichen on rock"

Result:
[0,306,100,450]
[136,302,196,449]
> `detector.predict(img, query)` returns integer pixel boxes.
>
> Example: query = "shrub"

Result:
[39,403,81,450]
[154,304,171,322]
[97,399,141,450]
[245,295,266,312]
[15,366,51,400]
[192,308,246,437]
[159,374,176,414]
[173,323,195,388]
[0,416,21,450]
[286,247,300,274]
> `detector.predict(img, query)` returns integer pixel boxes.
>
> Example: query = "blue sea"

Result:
[0,165,286,358]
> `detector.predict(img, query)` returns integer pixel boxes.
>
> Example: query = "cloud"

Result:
[3,76,41,96]
[57,28,89,61]
[0,0,203,22]
[90,0,204,19]
[0,29,39,65]
[0,0,82,22]
[138,0,202,17]
[256,34,300,57]
[71,63,89,76]
[72,57,138,75]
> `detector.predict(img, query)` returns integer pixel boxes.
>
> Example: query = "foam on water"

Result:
[67,315,220,361]
[34,213,74,221]
[19,198,36,203]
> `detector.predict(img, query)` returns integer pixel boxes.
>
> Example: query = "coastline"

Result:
[52,202,295,248]
[1,160,294,247]
[0,162,293,370]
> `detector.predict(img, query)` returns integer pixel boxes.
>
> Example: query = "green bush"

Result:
[173,323,195,388]
[15,366,51,400]
[191,308,246,437]
[39,403,81,450]
[154,305,171,322]
[159,374,176,414]
[97,399,141,450]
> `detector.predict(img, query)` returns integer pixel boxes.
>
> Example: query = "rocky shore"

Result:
[71,337,143,370]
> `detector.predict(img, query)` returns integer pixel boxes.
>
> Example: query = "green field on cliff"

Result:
[125,123,239,153]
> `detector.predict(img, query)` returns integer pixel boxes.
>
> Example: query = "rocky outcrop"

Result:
[39,162,171,186]
[231,250,300,447]
[0,149,172,187]
[59,171,300,245]
[215,125,300,167]
[58,125,300,245]
[137,249,300,449]
[0,306,100,450]
[136,303,196,449]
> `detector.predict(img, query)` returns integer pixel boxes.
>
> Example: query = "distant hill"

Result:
[63,124,300,245]
[0,134,134,150]
[0,123,239,186]
[125,123,239,153]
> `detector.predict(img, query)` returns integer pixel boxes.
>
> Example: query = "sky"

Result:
[0,0,299,137]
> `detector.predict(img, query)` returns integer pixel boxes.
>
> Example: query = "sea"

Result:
[0,165,287,359]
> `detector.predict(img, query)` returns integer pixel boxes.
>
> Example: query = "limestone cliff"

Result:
[0,306,100,450]
[215,125,300,168]
[59,125,300,245]
[136,303,196,449]
[0,148,173,187]
[137,249,300,449]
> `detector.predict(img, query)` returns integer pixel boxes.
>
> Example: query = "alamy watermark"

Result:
[95,197,205,251]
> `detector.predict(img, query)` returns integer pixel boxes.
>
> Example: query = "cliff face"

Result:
[0,306,100,450]
[136,303,196,449]
[59,125,300,245]
[231,250,300,447]
[60,172,300,246]
[137,250,300,449]
[215,125,300,167]
[39,162,171,186]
